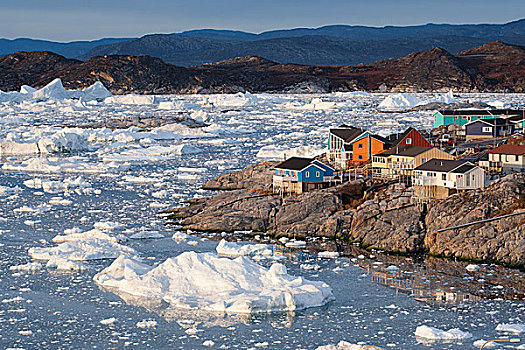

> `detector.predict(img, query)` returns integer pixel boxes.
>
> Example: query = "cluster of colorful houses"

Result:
[273,109,525,204]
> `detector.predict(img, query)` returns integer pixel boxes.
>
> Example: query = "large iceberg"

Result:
[378,93,422,110]
[94,252,334,314]
[0,79,111,103]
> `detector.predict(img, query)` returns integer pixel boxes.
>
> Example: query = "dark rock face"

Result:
[425,174,525,266]
[0,51,79,91]
[350,183,425,253]
[2,41,525,93]
[168,166,525,267]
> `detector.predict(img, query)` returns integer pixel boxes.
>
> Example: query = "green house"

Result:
[433,109,524,129]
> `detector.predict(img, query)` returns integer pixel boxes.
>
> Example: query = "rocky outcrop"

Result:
[350,183,425,253]
[425,174,525,266]
[202,161,278,191]
[167,166,525,267]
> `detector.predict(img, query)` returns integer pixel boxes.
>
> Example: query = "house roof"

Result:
[437,109,524,117]
[465,118,511,127]
[329,127,364,142]
[487,144,525,155]
[376,145,433,158]
[274,157,331,172]
[415,159,476,173]
[388,127,418,147]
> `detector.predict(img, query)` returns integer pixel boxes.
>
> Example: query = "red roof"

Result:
[487,144,525,155]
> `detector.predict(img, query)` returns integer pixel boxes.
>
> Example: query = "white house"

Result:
[413,159,486,201]
[480,144,525,174]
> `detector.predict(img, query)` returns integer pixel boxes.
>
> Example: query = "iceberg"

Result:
[94,252,334,314]
[29,238,137,261]
[378,93,422,110]
[215,239,273,257]
[495,323,525,333]
[415,325,472,340]
[317,341,383,350]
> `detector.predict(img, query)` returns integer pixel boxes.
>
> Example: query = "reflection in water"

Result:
[99,286,298,328]
[367,268,482,304]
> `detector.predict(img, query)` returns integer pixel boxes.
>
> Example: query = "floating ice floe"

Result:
[495,323,525,333]
[466,264,480,272]
[316,341,383,349]
[256,145,325,160]
[23,176,92,194]
[9,262,43,272]
[285,240,307,248]
[0,130,88,155]
[318,251,339,259]
[29,238,137,261]
[45,256,86,271]
[129,231,164,240]
[93,252,334,314]
[415,325,473,340]
[172,231,191,242]
[473,339,499,349]
[0,185,22,196]
[104,94,158,105]
[101,144,201,162]
[52,228,123,244]
[216,239,273,257]
[2,157,128,173]
[207,92,259,108]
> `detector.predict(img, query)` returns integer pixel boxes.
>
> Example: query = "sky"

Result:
[1,0,525,42]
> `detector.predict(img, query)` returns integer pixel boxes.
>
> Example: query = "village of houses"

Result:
[272,108,525,204]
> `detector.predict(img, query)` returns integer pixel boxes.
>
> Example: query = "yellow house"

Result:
[372,146,454,181]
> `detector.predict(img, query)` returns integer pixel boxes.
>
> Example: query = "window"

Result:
[516,155,519,162]
[442,174,446,181]
[358,143,363,149]
[306,171,310,178]
[291,171,295,176]
[316,171,320,177]
[421,158,427,164]
[358,155,363,160]
[406,138,412,145]
[482,126,492,133]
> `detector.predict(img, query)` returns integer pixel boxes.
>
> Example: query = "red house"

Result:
[388,127,431,148]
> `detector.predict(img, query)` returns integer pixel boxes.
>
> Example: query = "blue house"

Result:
[465,118,514,141]
[433,109,524,129]
[273,157,337,195]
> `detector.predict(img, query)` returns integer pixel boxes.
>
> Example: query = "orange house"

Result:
[350,133,389,163]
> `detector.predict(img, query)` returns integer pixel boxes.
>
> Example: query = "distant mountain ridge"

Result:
[1,19,525,65]
[1,41,525,94]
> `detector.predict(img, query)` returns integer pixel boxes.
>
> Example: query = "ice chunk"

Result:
[495,323,525,333]
[136,319,157,328]
[9,262,43,272]
[316,341,383,349]
[29,238,137,261]
[94,252,334,314]
[415,325,472,340]
[318,251,339,259]
[216,239,273,257]
[466,264,480,272]
[46,256,86,271]
[172,231,191,242]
